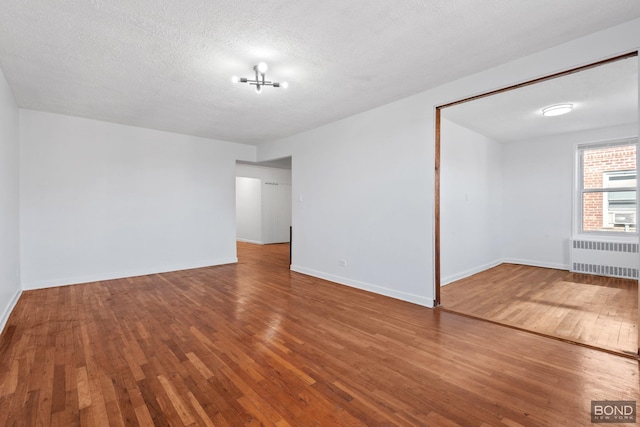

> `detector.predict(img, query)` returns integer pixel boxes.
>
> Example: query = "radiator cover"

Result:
[570,239,639,279]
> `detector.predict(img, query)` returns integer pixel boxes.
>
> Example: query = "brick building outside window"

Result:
[580,140,637,233]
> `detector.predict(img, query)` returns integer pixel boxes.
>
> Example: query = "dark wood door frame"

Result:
[433,52,638,312]
[434,107,442,306]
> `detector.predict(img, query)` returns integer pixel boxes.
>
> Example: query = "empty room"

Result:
[2,2,640,426]
[439,55,639,356]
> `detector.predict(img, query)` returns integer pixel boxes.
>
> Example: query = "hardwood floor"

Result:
[441,263,638,356]
[1,243,639,426]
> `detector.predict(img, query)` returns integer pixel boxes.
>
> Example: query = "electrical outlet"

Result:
[338,259,347,267]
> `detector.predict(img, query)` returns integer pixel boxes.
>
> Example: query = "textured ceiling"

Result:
[1,1,640,145]
[443,56,638,143]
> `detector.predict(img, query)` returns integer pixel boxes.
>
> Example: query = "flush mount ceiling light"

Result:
[542,103,573,117]
[231,62,288,93]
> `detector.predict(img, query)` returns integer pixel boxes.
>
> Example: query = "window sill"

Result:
[573,232,638,242]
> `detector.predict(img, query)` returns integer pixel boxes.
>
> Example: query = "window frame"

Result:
[575,138,638,237]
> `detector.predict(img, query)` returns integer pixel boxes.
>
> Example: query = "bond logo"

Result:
[591,401,636,423]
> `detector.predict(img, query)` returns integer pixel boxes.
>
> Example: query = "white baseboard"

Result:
[441,259,503,286]
[502,258,569,271]
[0,287,22,335]
[21,257,238,290]
[236,238,264,245]
[290,265,434,308]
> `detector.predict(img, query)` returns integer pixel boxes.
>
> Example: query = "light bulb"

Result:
[231,75,239,83]
[282,82,289,89]
[257,62,268,73]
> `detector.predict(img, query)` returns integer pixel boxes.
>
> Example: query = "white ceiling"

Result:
[1,1,640,145]
[443,56,638,143]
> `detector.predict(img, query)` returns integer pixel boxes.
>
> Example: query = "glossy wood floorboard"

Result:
[441,263,638,356]
[1,243,639,426]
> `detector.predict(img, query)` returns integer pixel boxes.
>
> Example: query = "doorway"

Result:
[235,157,293,265]
[434,53,640,356]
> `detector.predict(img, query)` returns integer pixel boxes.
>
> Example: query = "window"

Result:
[578,139,637,234]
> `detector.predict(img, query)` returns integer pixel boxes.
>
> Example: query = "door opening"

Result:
[434,52,639,356]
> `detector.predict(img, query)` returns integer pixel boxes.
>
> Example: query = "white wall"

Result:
[266,100,434,306]
[19,110,255,289]
[0,68,21,332]
[236,177,262,243]
[262,181,292,244]
[440,120,637,279]
[503,123,638,269]
[258,18,640,307]
[441,118,503,284]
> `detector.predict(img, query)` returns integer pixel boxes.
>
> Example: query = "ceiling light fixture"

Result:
[231,62,288,93]
[542,103,573,117]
